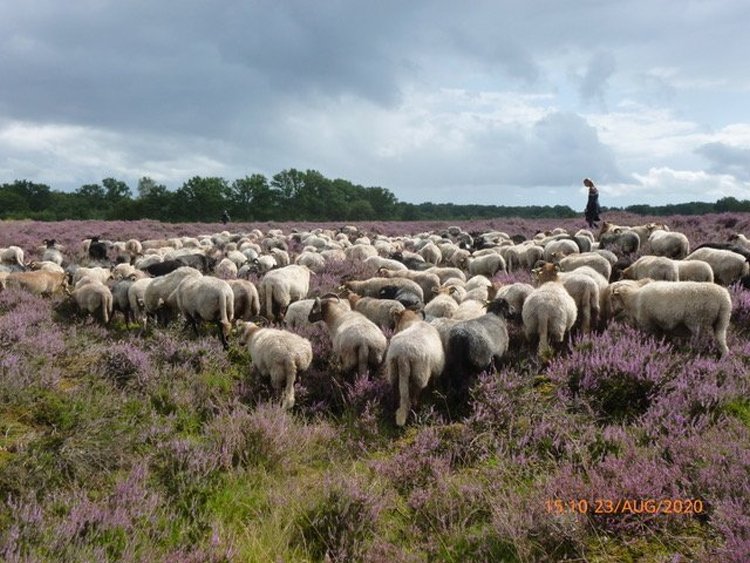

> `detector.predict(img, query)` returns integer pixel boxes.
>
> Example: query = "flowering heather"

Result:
[546,322,676,423]
[730,284,750,332]
[293,473,387,562]
[97,340,154,388]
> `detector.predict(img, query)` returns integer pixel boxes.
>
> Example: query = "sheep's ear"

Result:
[390,308,404,322]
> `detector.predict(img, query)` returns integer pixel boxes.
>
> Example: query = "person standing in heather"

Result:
[583,178,601,228]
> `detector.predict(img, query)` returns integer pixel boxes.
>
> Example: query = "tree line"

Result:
[1,170,749,222]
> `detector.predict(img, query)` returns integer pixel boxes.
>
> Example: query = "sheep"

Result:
[542,239,579,262]
[504,243,544,272]
[258,264,312,321]
[610,281,732,357]
[685,247,750,286]
[0,246,25,269]
[377,269,441,304]
[41,240,64,266]
[385,309,445,426]
[87,236,109,262]
[347,293,405,330]
[675,259,714,283]
[363,255,408,277]
[598,229,640,255]
[270,248,291,267]
[4,270,69,296]
[308,295,387,376]
[345,244,378,262]
[214,257,239,279]
[237,321,313,410]
[424,266,466,284]
[648,229,690,259]
[227,279,261,321]
[344,277,424,303]
[128,278,153,329]
[444,298,513,408]
[27,261,65,274]
[600,279,653,325]
[522,272,578,357]
[171,275,235,350]
[555,252,612,281]
[467,253,506,277]
[295,251,326,273]
[620,255,679,282]
[72,281,113,324]
[144,266,203,326]
[377,285,424,311]
[423,286,461,319]
[494,283,534,321]
[110,276,137,324]
[283,297,351,330]
[451,298,487,321]
[251,255,277,274]
[418,242,442,265]
[532,263,600,333]
[72,266,112,286]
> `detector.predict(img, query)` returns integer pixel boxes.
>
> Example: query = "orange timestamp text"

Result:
[545,498,704,515]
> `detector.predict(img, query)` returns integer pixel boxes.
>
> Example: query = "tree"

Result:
[229,174,277,220]
[175,176,230,222]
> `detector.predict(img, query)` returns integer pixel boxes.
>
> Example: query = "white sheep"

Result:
[675,259,714,283]
[283,297,351,330]
[143,266,203,325]
[237,321,313,410]
[171,275,235,350]
[543,239,579,262]
[258,264,312,321]
[346,293,405,330]
[532,263,600,333]
[467,253,506,277]
[0,246,25,268]
[556,252,612,281]
[308,295,387,376]
[648,229,690,259]
[227,279,261,321]
[215,257,239,279]
[295,251,327,273]
[72,281,113,324]
[423,286,461,319]
[685,248,749,286]
[385,309,445,426]
[620,255,679,282]
[522,272,578,357]
[610,281,732,357]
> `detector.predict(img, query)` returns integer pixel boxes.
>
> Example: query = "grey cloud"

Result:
[696,142,750,181]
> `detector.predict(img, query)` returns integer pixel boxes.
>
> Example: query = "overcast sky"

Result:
[2,0,750,210]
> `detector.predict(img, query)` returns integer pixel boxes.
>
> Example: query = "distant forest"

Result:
[2,169,750,222]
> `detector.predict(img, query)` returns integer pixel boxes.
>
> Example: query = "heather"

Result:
[0,216,748,561]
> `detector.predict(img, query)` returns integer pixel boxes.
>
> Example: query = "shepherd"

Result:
[583,178,601,229]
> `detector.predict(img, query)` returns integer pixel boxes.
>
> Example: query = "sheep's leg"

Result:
[357,345,369,377]
[281,366,296,410]
[216,320,229,350]
[396,356,411,426]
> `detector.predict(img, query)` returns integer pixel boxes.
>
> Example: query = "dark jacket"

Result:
[585,189,601,224]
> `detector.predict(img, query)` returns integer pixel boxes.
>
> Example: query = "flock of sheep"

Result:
[0,220,747,425]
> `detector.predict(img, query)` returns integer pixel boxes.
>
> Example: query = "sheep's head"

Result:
[531,262,558,285]
[486,297,514,319]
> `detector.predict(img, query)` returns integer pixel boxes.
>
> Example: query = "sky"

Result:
[2,0,750,210]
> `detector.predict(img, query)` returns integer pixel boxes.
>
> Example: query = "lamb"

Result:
[347,293,405,330]
[171,275,235,350]
[610,281,732,357]
[532,263,600,333]
[72,281,113,324]
[237,321,313,410]
[227,279,261,321]
[620,255,679,282]
[258,264,312,321]
[522,272,578,357]
[3,270,69,296]
[444,298,513,408]
[685,247,750,286]
[648,229,690,259]
[308,295,387,376]
[385,309,445,426]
